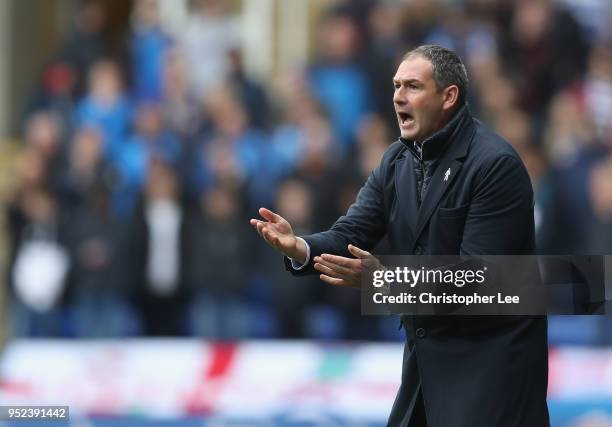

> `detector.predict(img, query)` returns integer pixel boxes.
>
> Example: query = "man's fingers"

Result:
[314,261,344,278]
[254,221,263,236]
[320,253,360,268]
[254,222,279,246]
[348,244,371,259]
[259,207,282,224]
[262,227,279,246]
[319,274,345,286]
[314,260,355,280]
[315,256,354,276]
[255,221,267,238]
[255,222,274,245]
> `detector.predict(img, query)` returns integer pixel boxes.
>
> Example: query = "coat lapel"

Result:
[393,148,419,234]
[412,109,477,243]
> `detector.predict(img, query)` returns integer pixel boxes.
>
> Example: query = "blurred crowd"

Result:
[5,0,612,341]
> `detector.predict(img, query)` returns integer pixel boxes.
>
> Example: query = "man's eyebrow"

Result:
[392,78,422,85]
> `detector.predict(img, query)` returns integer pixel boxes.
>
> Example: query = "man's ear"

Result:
[442,85,460,111]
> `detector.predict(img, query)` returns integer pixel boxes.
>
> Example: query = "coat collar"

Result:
[400,103,473,162]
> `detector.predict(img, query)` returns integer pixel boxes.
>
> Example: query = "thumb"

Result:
[348,244,371,259]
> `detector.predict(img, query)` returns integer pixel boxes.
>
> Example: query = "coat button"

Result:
[416,328,426,338]
[414,246,425,255]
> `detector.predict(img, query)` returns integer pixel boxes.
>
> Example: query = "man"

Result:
[251,45,549,427]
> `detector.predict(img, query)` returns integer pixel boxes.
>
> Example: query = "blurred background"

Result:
[0,0,611,425]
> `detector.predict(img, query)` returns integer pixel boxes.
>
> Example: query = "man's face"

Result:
[393,56,448,142]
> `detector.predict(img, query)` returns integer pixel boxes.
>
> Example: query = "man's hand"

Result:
[313,244,381,288]
[250,207,307,263]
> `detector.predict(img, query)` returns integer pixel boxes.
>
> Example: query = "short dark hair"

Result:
[403,45,469,106]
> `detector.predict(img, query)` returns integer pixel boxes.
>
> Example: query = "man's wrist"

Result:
[289,237,310,270]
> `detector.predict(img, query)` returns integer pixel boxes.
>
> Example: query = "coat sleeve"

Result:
[460,154,535,256]
[285,157,388,276]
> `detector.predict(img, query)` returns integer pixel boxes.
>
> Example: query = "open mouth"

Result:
[397,112,414,126]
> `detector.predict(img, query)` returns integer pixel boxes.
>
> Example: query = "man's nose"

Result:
[393,90,406,105]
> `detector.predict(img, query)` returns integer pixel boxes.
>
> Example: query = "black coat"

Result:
[285,105,549,427]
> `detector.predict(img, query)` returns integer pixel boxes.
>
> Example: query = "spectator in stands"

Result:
[112,102,182,217]
[6,148,67,337]
[290,111,351,231]
[398,0,440,50]
[362,1,404,132]
[308,8,372,151]
[263,179,319,338]
[355,114,393,179]
[587,155,612,253]
[184,184,251,338]
[537,90,606,254]
[64,180,135,338]
[422,5,498,68]
[226,48,270,130]
[189,86,274,210]
[57,127,109,213]
[270,71,335,178]
[25,60,78,134]
[130,0,173,103]
[493,107,534,153]
[58,0,110,97]
[161,47,201,139]
[22,111,64,190]
[179,0,240,97]
[503,0,590,120]
[517,144,553,243]
[582,43,612,143]
[129,159,186,336]
[130,102,182,166]
[74,59,133,161]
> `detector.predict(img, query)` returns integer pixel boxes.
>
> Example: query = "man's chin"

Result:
[400,130,417,140]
